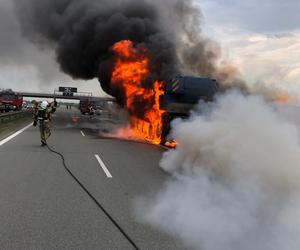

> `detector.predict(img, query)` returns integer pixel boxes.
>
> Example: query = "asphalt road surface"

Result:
[0,108,186,250]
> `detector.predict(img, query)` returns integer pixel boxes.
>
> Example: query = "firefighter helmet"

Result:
[40,101,48,109]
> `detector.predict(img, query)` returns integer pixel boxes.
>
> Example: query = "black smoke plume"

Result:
[13,0,246,112]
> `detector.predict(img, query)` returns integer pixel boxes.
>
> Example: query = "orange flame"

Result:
[164,140,177,148]
[274,90,291,104]
[111,40,165,144]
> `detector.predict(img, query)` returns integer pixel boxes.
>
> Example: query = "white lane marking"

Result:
[94,154,112,178]
[80,130,85,137]
[0,123,32,146]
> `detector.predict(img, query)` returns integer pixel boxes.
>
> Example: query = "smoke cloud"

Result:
[13,0,245,100]
[138,91,300,250]
[14,0,177,85]
[0,0,70,91]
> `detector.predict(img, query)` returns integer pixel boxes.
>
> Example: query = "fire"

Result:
[164,140,177,148]
[274,90,291,104]
[111,40,165,145]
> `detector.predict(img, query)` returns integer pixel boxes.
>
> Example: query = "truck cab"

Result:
[0,90,23,112]
[160,75,219,144]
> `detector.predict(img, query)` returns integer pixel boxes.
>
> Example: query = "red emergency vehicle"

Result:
[0,89,23,112]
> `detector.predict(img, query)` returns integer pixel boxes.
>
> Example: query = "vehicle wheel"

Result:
[160,112,172,145]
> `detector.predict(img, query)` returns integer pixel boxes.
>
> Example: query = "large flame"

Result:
[111,40,165,144]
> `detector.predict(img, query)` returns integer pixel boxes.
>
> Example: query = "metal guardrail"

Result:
[0,111,32,124]
[16,91,116,101]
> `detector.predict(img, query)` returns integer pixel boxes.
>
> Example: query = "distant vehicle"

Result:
[79,97,106,115]
[79,98,92,115]
[159,75,219,144]
[0,89,23,112]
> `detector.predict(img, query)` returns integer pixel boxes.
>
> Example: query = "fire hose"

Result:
[46,144,140,250]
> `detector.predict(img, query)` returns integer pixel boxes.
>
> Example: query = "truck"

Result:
[79,98,91,114]
[159,75,219,144]
[79,97,107,115]
[0,89,23,112]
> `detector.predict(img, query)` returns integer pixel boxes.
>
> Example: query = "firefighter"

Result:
[33,101,56,146]
[32,101,39,119]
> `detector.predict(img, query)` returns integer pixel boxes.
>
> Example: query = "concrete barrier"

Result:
[0,111,32,124]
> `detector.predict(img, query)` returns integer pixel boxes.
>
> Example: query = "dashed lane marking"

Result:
[94,154,112,178]
[80,130,85,137]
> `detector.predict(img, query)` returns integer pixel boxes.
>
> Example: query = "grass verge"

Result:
[0,113,33,141]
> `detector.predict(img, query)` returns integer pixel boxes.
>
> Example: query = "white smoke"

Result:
[139,91,300,250]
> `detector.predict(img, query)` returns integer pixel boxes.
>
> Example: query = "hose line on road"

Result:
[46,144,140,250]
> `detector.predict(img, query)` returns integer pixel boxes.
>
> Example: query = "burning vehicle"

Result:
[13,0,235,146]
[160,75,219,145]
[103,40,219,146]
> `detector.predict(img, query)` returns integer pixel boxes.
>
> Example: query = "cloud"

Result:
[193,0,300,94]
[0,0,31,64]
[197,0,300,33]
[218,29,300,93]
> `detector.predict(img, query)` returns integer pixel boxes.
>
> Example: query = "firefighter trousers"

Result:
[39,120,51,144]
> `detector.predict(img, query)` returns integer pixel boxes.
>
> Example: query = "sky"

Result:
[0,0,299,97]
[197,0,300,95]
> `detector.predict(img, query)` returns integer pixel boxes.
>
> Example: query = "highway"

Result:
[0,108,185,250]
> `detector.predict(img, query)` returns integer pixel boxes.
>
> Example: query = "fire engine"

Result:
[0,89,23,112]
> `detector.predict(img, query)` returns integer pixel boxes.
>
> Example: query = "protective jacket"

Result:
[37,107,50,121]
[33,102,56,145]
[33,103,56,125]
